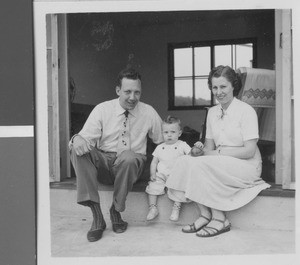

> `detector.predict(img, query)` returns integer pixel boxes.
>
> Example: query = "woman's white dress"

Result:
[166,98,271,211]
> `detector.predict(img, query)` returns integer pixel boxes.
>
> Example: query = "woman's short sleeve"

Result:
[205,108,213,139]
[241,105,259,141]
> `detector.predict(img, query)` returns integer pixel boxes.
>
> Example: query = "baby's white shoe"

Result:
[146,204,159,221]
[170,203,181,222]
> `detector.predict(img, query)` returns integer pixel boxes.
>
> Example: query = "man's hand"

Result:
[71,135,93,156]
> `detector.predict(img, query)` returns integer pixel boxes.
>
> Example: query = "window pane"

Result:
[235,43,253,68]
[174,79,193,106]
[174,48,193,77]
[195,79,211,106]
[215,45,232,67]
[195,47,211,76]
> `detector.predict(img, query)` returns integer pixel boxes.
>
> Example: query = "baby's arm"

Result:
[150,156,159,181]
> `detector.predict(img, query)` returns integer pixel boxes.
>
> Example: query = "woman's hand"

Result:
[190,146,204,156]
[194,141,204,149]
[190,141,204,157]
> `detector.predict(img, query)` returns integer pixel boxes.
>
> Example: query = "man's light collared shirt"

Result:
[76,98,163,155]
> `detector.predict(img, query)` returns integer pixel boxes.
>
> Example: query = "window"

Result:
[168,39,257,110]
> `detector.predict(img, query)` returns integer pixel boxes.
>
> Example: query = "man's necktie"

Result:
[116,110,131,156]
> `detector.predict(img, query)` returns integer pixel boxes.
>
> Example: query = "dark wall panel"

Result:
[0,0,36,264]
[0,137,36,265]
[68,10,275,132]
[0,0,34,125]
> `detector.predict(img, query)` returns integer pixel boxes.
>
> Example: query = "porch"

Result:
[50,180,295,257]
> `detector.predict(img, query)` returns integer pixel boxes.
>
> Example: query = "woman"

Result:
[166,65,270,237]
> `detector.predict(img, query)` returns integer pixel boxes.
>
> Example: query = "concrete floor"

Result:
[50,188,296,258]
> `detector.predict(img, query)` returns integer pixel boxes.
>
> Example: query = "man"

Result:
[69,68,163,242]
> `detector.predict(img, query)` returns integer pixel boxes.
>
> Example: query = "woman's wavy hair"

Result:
[207,65,242,96]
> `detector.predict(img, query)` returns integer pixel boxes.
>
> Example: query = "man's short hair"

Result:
[117,68,141,87]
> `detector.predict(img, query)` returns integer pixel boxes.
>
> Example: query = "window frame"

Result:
[168,38,257,110]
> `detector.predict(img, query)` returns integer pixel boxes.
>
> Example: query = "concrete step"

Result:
[50,189,295,257]
[52,189,295,232]
[110,191,295,231]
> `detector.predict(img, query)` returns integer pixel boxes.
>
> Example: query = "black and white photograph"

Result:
[1,0,299,265]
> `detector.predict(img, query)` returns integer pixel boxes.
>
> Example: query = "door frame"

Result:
[275,9,295,189]
[46,13,70,182]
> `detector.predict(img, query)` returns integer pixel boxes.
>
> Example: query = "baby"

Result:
[145,116,191,221]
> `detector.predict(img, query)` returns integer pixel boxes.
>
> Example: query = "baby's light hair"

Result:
[163,115,182,130]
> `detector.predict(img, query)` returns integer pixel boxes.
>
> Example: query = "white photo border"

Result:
[34,1,300,265]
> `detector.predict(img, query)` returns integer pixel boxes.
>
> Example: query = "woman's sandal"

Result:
[196,217,231,238]
[182,215,211,233]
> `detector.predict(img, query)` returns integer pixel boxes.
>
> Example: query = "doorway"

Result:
[46,11,295,190]
[47,14,70,182]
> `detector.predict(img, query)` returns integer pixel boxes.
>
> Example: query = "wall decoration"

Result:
[90,20,114,51]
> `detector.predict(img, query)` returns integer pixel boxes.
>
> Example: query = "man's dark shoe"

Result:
[87,221,106,242]
[110,204,128,233]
